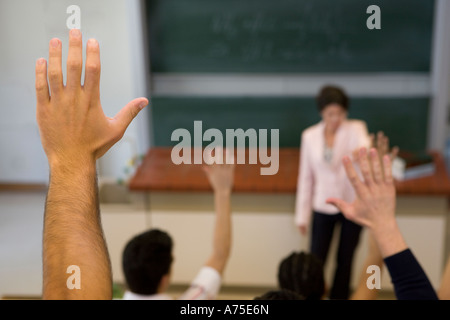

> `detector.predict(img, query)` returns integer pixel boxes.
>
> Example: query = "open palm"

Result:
[326,147,396,230]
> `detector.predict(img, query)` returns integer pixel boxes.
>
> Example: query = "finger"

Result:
[359,147,374,187]
[214,147,224,164]
[225,148,235,164]
[326,197,351,215]
[342,155,367,198]
[382,136,389,156]
[352,149,360,162]
[383,155,394,184]
[298,226,306,235]
[204,148,214,165]
[66,29,83,91]
[301,226,307,235]
[376,131,384,153]
[370,148,383,183]
[35,58,49,105]
[83,39,101,100]
[225,157,236,167]
[369,133,375,148]
[113,98,149,132]
[47,38,63,96]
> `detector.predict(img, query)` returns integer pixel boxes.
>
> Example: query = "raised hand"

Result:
[37,29,148,299]
[202,148,235,275]
[326,147,396,231]
[36,29,148,167]
[352,131,398,164]
[370,131,399,160]
[203,148,235,193]
[326,147,406,258]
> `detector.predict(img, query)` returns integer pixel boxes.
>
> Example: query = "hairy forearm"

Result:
[206,190,232,275]
[42,158,112,299]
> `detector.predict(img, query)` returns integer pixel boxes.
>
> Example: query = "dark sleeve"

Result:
[384,249,438,300]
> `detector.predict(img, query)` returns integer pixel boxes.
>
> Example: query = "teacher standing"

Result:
[295,85,370,300]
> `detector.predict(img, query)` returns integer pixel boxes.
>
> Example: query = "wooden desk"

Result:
[129,147,450,195]
[394,151,450,195]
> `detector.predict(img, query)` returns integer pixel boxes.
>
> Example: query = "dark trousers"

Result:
[310,211,362,300]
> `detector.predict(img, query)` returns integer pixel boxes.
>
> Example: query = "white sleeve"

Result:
[178,266,222,300]
[295,132,314,227]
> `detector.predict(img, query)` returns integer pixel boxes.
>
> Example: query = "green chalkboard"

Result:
[150,97,429,152]
[145,0,434,73]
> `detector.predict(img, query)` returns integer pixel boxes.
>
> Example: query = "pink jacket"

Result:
[295,119,371,227]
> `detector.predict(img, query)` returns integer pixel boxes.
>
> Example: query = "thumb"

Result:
[326,198,351,214]
[114,97,149,131]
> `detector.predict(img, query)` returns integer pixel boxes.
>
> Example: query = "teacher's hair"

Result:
[316,85,349,112]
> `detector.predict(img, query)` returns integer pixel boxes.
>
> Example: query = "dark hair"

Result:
[254,289,305,300]
[278,251,325,300]
[316,85,349,112]
[122,229,173,295]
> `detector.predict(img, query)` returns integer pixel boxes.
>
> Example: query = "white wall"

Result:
[100,193,448,293]
[0,0,150,184]
[428,0,450,152]
[0,191,46,297]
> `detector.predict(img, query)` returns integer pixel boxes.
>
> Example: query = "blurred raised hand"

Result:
[203,148,235,193]
[370,131,399,160]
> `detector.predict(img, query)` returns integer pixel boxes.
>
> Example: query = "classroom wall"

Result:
[0,0,150,185]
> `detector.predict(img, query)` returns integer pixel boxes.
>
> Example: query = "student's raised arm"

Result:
[326,148,405,257]
[327,148,437,300]
[202,154,235,275]
[36,29,148,299]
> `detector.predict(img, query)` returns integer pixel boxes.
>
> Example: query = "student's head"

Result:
[316,85,349,131]
[254,289,305,300]
[278,251,325,300]
[122,229,173,295]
